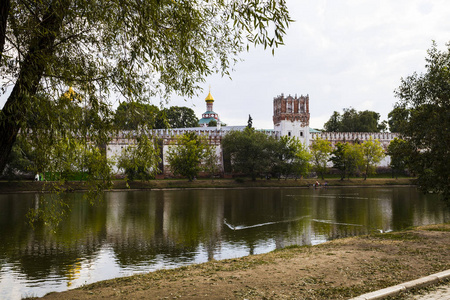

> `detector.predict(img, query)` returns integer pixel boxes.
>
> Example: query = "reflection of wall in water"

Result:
[102,191,227,264]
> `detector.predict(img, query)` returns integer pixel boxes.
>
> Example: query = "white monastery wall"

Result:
[106,93,399,176]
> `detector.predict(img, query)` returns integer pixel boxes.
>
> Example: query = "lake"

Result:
[0,186,448,299]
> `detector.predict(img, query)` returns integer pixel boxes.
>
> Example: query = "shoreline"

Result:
[0,177,416,194]
[38,223,450,300]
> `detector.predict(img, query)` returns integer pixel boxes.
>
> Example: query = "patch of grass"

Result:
[422,226,450,232]
[275,244,314,253]
[278,244,302,250]
[222,258,271,271]
[301,276,325,285]
[21,295,39,300]
[233,285,265,298]
[313,285,366,299]
[371,231,422,241]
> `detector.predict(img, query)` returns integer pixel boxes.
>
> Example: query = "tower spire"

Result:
[205,86,214,102]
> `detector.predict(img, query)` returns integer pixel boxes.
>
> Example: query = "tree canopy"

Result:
[324,108,386,132]
[387,106,410,133]
[330,142,364,180]
[117,134,161,181]
[387,137,411,179]
[394,42,450,203]
[271,136,311,180]
[113,103,199,130]
[310,137,332,180]
[0,0,292,173]
[360,138,385,180]
[222,128,275,180]
[157,106,199,129]
[114,102,160,130]
[222,129,311,180]
[166,132,211,181]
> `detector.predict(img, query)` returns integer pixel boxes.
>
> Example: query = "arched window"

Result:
[299,101,305,112]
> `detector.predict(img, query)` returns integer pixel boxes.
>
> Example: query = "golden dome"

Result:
[205,91,214,102]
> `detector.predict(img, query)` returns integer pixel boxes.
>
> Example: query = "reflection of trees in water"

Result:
[0,192,106,281]
[106,190,225,265]
[311,188,393,233]
[311,221,369,241]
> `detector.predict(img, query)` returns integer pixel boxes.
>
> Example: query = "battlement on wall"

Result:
[311,132,400,148]
[108,127,280,146]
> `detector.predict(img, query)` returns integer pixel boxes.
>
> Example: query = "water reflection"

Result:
[0,187,448,299]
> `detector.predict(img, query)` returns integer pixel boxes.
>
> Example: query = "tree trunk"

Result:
[0,0,10,60]
[0,0,12,173]
[0,4,63,173]
[0,105,19,175]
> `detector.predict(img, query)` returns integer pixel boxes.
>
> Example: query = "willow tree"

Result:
[0,0,292,173]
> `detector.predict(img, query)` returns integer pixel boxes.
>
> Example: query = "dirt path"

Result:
[38,224,450,300]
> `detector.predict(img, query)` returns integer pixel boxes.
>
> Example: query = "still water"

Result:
[0,187,448,299]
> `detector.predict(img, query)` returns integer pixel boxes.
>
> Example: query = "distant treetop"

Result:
[323,108,387,132]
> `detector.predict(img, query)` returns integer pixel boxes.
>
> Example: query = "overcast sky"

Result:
[171,0,450,130]
[2,1,449,131]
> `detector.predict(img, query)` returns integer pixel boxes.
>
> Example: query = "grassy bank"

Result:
[37,223,450,300]
[0,177,415,193]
